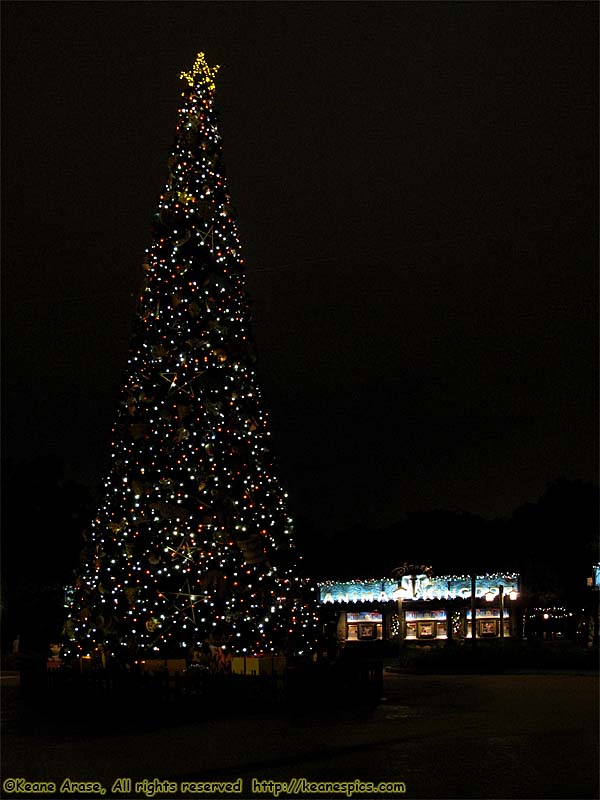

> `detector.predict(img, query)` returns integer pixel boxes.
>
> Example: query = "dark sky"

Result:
[2,2,598,532]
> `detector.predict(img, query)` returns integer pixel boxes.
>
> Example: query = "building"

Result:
[318,573,521,647]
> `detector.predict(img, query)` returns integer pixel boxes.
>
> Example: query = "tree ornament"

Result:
[176,403,191,419]
[173,228,192,249]
[175,426,190,442]
[131,481,143,495]
[196,200,214,221]
[205,400,222,416]
[130,422,149,440]
[179,52,221,92]
[235,534,266,565]
[152,343,169,359]
[124,587,139,605]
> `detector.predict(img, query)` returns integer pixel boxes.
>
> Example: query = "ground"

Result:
[1,667,598,799]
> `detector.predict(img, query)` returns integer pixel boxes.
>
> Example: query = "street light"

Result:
[485,585,519,641]
[486,584,520,641]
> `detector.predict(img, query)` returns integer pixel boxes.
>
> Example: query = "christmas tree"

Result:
[64,53,318,665]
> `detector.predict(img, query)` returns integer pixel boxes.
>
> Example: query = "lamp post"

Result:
[485,586,501,639]
[508,588,519,638]
[485,584,519,642]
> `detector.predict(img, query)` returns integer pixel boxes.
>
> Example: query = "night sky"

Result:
[2,2,597,533]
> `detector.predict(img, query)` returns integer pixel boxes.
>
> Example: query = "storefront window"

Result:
[465,608,511,638]
[418,621,435,638]
[345,611,383,641]
[405,622,417,639]
[405,609,447,640]
[480,620,497,637]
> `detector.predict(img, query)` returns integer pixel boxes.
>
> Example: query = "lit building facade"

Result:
[319,573,521,646]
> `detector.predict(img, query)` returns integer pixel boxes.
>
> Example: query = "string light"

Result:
[63,53,319,664]
[179,53,221,91]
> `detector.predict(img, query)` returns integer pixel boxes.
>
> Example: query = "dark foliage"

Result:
[1,456,92,653]
[298,478,599,607]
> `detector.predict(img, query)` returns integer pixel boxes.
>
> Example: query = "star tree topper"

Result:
[180,52,221,92]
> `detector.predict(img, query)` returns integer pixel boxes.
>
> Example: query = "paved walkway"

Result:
[1,671,598,799]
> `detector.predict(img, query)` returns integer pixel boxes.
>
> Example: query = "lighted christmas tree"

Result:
[64,54,318,665]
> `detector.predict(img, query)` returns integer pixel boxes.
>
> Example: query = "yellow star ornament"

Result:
[180,52,221,91]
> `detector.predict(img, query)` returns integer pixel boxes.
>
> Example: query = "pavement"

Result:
[1,669,598,799]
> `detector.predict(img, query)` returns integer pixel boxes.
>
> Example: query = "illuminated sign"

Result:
[466,609,509,619]
[347,612,383,622]
[319,574,519,604]
[405,609,447,621]
[319,580,396,604]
